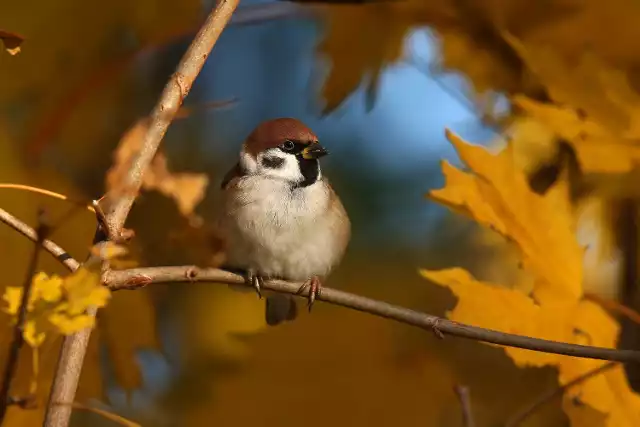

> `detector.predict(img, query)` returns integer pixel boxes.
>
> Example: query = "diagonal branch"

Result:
[0,210,48,423]
[454,385,475,427]
[504,361,617,427]
[105,266,640,364]
[43,1,240,426]
[101,0,239,240]
[0,207,79,271]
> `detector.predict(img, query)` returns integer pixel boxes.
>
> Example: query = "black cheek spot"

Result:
[261,156,285,169]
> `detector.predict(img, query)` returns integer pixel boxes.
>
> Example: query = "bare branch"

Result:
[101,0,240,240]
[44,2,240,426]
[0,207,80,271]
[0,210,49,423]
[454,385,475,427]
[44,314,96,427]
[54,401,140,427]
[105,266,640,363]
[505,362,617,427]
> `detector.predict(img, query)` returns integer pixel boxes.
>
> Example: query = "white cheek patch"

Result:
[255,149,302,182]
[240,149,259,174]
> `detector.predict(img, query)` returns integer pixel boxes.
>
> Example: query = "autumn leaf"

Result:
[513,96,640,175]
[420,268,640,427]
[319,2,415,112]
[424,131,640,427]
[504,35,640,137]
[105,119,209,218]
[0,30,23,55]
[2,243,127,347]
[428,130,583,304]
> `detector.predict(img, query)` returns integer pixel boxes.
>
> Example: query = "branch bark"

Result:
[504,361,617,427]
[2,205,640,387]
[0,207,79,271]
[453,385,475,427]
[0,211,48,423]
[105,266,640,364]
[101,0,239,240]
[43,1,239,426]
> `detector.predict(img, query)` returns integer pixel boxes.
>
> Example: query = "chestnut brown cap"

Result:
[244,118,318,156]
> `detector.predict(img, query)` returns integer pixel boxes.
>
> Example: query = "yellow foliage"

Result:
[424,132,640,427]
[2,243,127,347]
[429,130,583,304]
[105,119,209,218]
[319,2,416,112]
[512,96,640,175]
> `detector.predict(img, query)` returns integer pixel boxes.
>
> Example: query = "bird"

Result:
[217,118,351,325]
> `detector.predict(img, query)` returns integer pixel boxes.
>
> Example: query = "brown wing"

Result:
[220,162,246,190]
[324,178,351,260]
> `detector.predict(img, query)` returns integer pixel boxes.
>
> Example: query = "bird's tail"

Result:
[265,294,298,326]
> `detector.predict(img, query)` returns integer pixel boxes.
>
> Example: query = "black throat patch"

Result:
[294,157,320,188]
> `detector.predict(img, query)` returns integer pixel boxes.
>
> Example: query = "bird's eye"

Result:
[281,140,295,151]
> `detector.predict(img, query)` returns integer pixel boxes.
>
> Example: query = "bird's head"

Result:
[240,118,328,188]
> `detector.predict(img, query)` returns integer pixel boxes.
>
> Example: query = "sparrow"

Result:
[217,118,351,325]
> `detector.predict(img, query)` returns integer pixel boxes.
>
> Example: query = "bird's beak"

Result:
[301,144,329,160]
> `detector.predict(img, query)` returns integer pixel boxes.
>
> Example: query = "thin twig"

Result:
[105,266,640,363]
[55,402,140,427]
[585,292,640,325]
[0,210,49,423]
[44,2,240,427]
[0,184,95,213]
[454,385,475,427]
[504,362,617,427]
[0,207,79,271]
[101,0,240,240]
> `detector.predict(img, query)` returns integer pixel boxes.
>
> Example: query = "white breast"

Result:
[221,176,348,281]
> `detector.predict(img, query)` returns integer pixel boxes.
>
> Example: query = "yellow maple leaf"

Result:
[105,119,209,218]
[319,2,415,112]
[1,242,123,347]
[48,312,96,335]
[420,268,640,427]
[61,267,110,316]
[513,96,640,175]
[428,130,583,304]
[425,131,640,427]
[3,272,65,347]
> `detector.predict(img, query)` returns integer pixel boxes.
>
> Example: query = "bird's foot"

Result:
[297,276,322,311]
[246,269,265,299]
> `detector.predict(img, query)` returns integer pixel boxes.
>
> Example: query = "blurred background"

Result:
[2,0,636,426]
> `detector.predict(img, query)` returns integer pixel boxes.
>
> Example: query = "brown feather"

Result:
[220,162,246,190]
[244,118,318,156]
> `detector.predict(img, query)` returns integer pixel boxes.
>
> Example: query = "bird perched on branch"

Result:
[217,118,351,325]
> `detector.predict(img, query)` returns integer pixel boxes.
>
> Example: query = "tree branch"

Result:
[0,207,79,271]
[0,210,48,423]
[453,385,475,427]
[504,361,617,427]
[43,1,240,426]
[101,0,239,240]
[105,266,640,363]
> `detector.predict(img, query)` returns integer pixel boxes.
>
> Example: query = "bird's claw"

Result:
[246,269,265,299]
[297,276,322,312]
